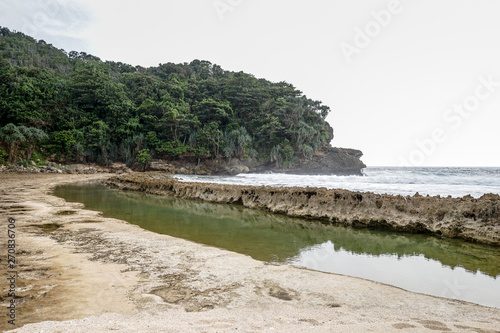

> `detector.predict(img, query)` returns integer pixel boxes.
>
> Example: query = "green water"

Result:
[54,182,500,308]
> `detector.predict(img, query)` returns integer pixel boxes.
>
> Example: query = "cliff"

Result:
[267,147,366,175]
[106,173,500,246]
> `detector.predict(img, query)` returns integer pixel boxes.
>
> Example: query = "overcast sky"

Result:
[1,0,499,167]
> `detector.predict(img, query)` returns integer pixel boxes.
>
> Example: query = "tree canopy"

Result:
[0,26,334,167]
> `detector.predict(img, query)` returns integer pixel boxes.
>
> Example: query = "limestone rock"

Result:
[107,173,500,246]
[269,147,366,175]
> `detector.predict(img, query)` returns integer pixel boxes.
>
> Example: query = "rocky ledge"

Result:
[268,147,366,175]
[106,172,500,246]
[149,146,366,176]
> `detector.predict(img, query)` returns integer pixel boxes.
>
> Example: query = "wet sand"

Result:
[1,173,499,332]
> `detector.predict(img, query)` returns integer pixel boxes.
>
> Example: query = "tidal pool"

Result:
[54,182,500,308]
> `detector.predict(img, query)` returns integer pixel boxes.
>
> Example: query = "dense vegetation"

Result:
[0,26,334,168]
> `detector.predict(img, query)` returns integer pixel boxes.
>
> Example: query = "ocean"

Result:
[173,167,500,198]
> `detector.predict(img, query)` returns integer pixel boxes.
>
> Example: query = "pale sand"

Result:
[0,173,499,333]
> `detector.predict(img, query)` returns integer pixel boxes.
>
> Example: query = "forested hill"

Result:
[0,26,336,170]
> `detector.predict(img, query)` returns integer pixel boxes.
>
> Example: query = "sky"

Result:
[1,0,499,167]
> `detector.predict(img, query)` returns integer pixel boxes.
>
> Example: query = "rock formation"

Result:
[106,173,500,246]
[266,147,366,175]
[149,146,366,176]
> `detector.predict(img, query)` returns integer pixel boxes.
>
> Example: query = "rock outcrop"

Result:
[148,146,366,176]
[265,147,366,175]
[106,173,500,246]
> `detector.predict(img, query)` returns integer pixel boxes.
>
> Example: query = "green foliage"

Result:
[0,123,25,163]
[156,141,190,158]
[136,148,152,171]
[31,150,46,166]
[193,98,233,125]
[145,131,160,149]
[197,122,223,157]
[51,129,84,161]
[0,25,334,166]
[300,144,315,160]
[18,125,48,160]
[282,144,294,162]
[224,127,252,159]
[0,147,8,165]
[0,123,48,163]
[269,140,295,168]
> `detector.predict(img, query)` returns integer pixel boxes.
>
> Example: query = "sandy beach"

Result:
[1,173,499,332]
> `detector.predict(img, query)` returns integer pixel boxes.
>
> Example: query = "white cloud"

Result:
[0,0,93,51]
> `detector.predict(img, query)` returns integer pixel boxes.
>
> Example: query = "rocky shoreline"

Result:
[2,173,500,332]
[0,146,366,177]
[151,146,366,176]
[106,172,500,246]
[0,162,131,174]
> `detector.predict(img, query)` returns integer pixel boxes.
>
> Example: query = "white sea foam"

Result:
[174,167,500,198]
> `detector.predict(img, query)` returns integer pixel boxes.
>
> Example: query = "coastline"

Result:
[1,173,500,332]
[107,172,500,246]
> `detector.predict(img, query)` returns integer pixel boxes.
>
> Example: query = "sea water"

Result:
[174,167,500,198]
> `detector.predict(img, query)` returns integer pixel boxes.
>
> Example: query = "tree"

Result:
[270,145,282,166]
[84,120,111,164]
[192,98,233,126]
[300,144,314,160]
[19,126,48,160]
[51,129,84,162]
[120,73,158,105]
[197,122,223,157]
[0,123,25,163]
[158,99,187,142]
[0,28,338,167]
[0,59,14,124]
[69,65,132,125]
[136,148,151,171]
[255,115,284,146]
[224,127,252,158]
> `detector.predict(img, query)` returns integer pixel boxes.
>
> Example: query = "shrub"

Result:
[136,149,152,171]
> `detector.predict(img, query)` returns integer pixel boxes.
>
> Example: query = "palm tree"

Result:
[0,123,26,163]
[19,126,48,160]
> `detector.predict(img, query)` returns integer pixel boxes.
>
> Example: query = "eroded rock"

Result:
[107,172,500,246]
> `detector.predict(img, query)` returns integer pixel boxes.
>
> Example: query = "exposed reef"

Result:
[106,173,500,246]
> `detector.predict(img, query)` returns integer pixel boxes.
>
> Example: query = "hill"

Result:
[0,26,364,174]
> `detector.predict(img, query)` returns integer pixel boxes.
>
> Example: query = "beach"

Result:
[1,173,500,332]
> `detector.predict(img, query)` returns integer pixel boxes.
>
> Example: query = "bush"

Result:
[136,149,152,171]
[31,150,46,166]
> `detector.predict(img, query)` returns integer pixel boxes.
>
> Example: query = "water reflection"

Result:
[54,182,500,308]
[288,241,500,308]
